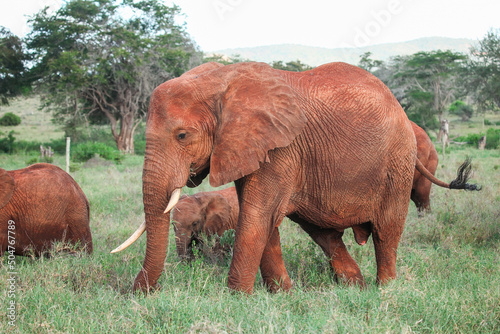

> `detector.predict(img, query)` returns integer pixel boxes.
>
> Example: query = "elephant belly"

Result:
[289,190,375,231]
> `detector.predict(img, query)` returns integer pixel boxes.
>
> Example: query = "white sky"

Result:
[1,0,499,51]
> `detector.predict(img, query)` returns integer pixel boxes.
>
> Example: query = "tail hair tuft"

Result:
[448,157,482,191]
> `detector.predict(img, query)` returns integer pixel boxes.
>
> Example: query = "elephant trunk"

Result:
[175,230,193,259]
[133,147,185,292]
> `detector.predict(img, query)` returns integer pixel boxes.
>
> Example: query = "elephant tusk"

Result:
[110,221,146,253]
[164,188,181,213]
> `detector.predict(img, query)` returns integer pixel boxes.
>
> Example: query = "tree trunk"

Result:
[114,111,138,154]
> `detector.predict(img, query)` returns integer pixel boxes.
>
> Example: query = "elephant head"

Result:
[115,62,307,291]
[0,168,15,210]
[171,189,235,259]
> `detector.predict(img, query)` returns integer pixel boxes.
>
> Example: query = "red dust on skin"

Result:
[133,61,480,294]
[351,121,439,245]
[0,163,92,256]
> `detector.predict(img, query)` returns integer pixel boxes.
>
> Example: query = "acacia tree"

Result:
[0,27,30,105]
[466,29,500,112]
[385,51,467,129]
[27,0,201,153]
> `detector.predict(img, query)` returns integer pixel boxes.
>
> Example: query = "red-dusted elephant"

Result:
[0,163,92,256]
[171,125,437,256]
[410,121,439,214]
[114,61,479,293]
[171,187,238,259]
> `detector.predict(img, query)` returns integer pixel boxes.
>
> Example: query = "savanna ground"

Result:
[0,97,499,333]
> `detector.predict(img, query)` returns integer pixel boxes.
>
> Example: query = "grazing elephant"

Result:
[0,163,92,256]
[411,121,439,214]
[114,61,479,293]
[172,187,238,259]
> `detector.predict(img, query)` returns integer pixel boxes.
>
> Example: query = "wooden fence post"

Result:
[66,137,71,173]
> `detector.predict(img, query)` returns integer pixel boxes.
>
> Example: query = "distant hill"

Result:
[208,37,477,66]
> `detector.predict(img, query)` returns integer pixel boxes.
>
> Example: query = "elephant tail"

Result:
[415,156,482,191]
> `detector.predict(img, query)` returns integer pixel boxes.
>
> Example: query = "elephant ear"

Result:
[210,63,307,187]
[0,168,15,210]
[204,194,232,236]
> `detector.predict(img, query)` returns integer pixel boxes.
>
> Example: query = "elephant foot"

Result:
[133,270,161,293]
[227,272,256,294]
[263,275,292,293]
[334,272,367,289]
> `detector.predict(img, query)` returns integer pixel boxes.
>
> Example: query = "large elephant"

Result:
[411,121,439,214]
[172,187,238,259]
[0,163,92,256]
[114,61,479,293]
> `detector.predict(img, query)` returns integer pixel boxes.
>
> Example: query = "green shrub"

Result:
[25,157,39,165]
[454,132,484,147]
[0,131,16,153]
[485,128,500,149]
[484,119,493,126]
[0,112,21,126]
[455,128,500,149]
[72,142,123,163]
[449,100,474,121]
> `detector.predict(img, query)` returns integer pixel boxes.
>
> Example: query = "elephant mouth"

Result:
[187,165,210,187]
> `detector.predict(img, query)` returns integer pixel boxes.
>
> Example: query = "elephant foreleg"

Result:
[259,227,292,293]
[228,178,291,294]
[227,211,272,293]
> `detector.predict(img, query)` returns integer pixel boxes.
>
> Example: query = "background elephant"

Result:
[411,121,439,214]
[117,61,478,293]
[0,163,92,256]
[172,187,238,259]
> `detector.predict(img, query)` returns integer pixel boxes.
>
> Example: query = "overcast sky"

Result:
[1,0,499,51]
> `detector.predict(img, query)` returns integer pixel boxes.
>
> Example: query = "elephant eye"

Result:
[177,133,186,140]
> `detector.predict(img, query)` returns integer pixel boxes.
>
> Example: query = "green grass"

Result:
[1,149,498,333]
[0,96,64,142]
[0,108,499,332]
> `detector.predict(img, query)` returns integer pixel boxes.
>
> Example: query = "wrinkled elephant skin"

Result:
[0,163,92,256]
[133,61,479,293]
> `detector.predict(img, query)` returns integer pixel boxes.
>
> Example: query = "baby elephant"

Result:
[0,163,92,256]
[171,187,239,259]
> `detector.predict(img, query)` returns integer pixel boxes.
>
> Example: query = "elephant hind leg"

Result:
[372,216,406,285]
[411,181,432,216]
[292,215,366,287]
[66,221,93,254]
[260,227,292,293]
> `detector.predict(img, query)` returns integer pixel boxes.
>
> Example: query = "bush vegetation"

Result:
[0,112,21,126]
[454,128,500,149]
[72,142,123,163]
